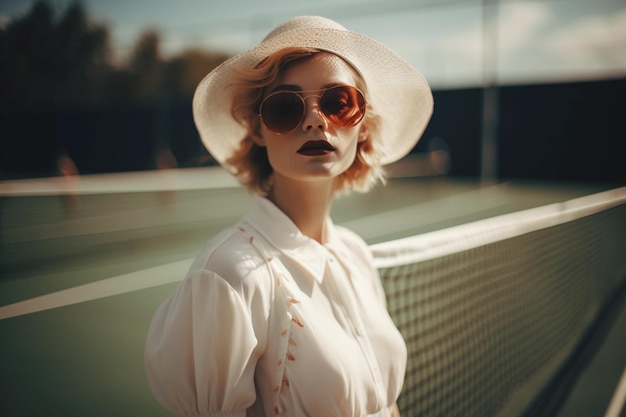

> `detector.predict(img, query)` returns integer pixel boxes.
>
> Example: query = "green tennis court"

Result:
[1,171,624,417]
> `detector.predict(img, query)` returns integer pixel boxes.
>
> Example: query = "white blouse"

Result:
[145,196,407,417]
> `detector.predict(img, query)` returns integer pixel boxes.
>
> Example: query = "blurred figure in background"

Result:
[56,151,80,212]
[144,16,432,417]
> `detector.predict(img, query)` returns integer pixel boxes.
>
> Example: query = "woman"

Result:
[145,16,433,417]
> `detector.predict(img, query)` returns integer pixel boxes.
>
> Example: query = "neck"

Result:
[268,175,335,244]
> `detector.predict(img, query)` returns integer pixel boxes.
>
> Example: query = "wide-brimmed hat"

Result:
[192,15,433,168]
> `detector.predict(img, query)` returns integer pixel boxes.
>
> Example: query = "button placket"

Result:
[325,249,388,403]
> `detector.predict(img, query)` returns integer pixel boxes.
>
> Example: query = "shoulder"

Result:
[188,222,275,296]
[333,224,377,273]
[334,224,388,304]
[334,224,372,258]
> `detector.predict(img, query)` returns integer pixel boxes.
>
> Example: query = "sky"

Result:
[1,0,626,88]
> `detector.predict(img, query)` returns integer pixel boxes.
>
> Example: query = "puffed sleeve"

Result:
[144,268,265,417]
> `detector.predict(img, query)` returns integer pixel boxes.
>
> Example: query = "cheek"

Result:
[340,129,362,154]
[336,132,361,169]
[261,136,292,167]
[346,142,359,167]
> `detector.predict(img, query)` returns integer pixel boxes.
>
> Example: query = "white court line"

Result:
[605,365,626,417]
[0,182,509,319]
[370,186,626,268]
[0,166,239,196]
[1,186,624,320]
[0,155,427,197]
[0,258,192,320]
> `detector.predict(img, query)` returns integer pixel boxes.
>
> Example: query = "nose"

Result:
[301,97,328,132]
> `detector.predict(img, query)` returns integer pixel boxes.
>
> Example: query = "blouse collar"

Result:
[244,195,343,283]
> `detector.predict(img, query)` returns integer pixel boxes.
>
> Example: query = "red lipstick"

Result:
[297,140,336,156]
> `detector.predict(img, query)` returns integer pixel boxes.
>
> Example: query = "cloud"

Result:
[409,2,553,86]
[542,8,626,75]
[497,2,551,53]
[130,0,626,87]
[492,3,554,81]
[400,8,484,87]
[383,1,626,85]
[430,1,626,84]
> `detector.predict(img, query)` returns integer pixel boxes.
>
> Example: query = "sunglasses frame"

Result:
[258,85,367,134]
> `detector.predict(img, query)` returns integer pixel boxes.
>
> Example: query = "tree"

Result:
[0,0,232,178]
[56,1,112,105]
[0,0,57,108]
[0,0,112,109]
[165,48,230,97]
[127,29,163,102]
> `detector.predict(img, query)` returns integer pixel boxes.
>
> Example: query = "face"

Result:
[252,52,366,187]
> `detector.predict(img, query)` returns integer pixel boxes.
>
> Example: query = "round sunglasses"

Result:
[258,85,367,134]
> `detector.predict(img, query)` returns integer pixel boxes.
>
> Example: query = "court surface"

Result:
[0,169,623,416]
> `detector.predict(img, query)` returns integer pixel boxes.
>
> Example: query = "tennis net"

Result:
[372,186,626,417]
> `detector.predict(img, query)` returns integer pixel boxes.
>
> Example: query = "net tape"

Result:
[372,187,626,417]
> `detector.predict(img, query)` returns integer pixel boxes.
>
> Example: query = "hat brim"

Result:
[192,26,433,168]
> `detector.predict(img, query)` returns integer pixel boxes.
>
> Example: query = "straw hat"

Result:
[192,15,433,168]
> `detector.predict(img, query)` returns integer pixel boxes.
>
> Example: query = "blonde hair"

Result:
[227,47,385,195]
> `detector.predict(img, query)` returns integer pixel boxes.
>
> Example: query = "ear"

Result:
[248,116,266,146]
[251,130,266,147]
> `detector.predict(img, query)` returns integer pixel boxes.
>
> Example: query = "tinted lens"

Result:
[320,86,366,128]
[260,92,304,133]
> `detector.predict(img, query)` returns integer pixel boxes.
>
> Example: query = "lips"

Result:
[297,140,336,156]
